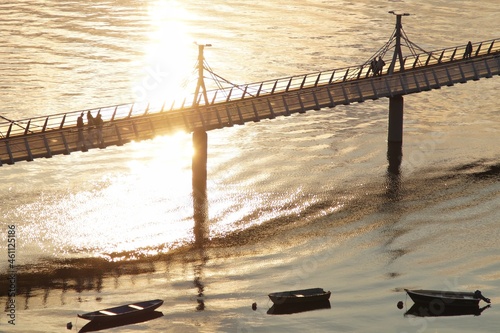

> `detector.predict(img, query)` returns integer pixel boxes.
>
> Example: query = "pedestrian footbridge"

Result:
[1,14,499,166]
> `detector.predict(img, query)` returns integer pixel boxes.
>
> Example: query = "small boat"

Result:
[268,288,331,305]
[78,311,163,332]
[405,289,491,307]
[78,299,163,321]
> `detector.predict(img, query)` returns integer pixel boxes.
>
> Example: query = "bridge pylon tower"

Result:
[192,43,211,107]
[386,11,410,145]
[387,11,410,75]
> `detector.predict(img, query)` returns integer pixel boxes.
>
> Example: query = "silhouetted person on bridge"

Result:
[86,111,95,146]
[94,112,104,148]
[377,57,386,76]
[463,41,473,59]
[76,112,86,151]
[370,58,378,77]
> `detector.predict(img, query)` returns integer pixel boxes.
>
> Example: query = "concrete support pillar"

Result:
[388,95,404,143]
[192,129,208,246]
[192,129,207,193]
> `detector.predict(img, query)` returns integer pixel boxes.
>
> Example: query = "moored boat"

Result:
[78,311,163,332]
[268,288,331,305]
[405,289,490,307]
[78,299,164,321]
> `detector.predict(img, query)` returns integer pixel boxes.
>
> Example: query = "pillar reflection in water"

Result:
[386,141,402,200]
[192,129,208,311]
[194,256,206,311]
[192,129,208,247]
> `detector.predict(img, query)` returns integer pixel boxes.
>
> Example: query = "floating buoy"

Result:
[397,301,404,309]
[252,302,257,311]
[66,322,73,329]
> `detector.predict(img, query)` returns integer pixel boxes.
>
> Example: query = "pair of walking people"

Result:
[76,111,104,150]
[371,57,386,76]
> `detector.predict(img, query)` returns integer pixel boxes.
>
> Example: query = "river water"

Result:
[1,1,499,332]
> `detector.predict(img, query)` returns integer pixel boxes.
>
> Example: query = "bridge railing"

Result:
[0,101,167,139]
[1,38,499,139]
[203,38,500,103]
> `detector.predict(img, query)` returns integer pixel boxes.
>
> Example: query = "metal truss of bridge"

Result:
[1,14,499,166]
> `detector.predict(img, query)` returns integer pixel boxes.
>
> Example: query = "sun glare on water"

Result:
[91,132,196,258]
[132,0,197,108]
[16,132,198,264]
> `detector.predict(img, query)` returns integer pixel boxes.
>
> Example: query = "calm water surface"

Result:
[1,0,499,332]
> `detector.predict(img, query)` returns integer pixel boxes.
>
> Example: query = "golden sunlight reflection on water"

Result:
[17,133,202,262]
[132,0,197,106]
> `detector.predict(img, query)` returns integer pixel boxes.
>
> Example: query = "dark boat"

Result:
[405,289,491,307]
[78,299,164,321]
[268,288,331,305]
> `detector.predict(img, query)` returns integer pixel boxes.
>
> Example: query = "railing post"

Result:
[487,41,494,54]
[412,55,420,68]
[299,75,307,89]
[42,117,49,132]
[111,106,118,121]
[343,69,349,82]
[270,80,278,94]
[225,88,233,102]
[425,53,432,66]
[328,70,336,84]
[475,43,482,57]
[241,85,248,99]
[357,66,364,79]
[438,50,445,63]
[314,73,321,87]
[450,48,457,61]
[24,119,31,135]
[285,77,293,92]
[256,82,263,97]
[59,114,66,129]
[6,123,13,138]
